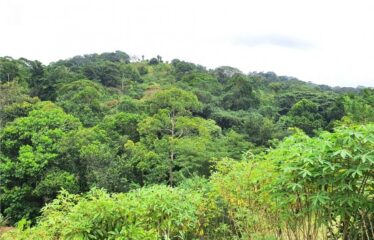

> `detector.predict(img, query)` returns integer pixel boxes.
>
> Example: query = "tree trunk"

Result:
[168,113,176,186]
[169,150,174,186]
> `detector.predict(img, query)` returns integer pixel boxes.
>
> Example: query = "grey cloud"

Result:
[234,34,314,49]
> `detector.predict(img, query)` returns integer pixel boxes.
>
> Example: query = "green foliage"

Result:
[213,66,243,83]
[33,171,79,198]
[0,102,81,222]
[279,98,325,135]
[211,156,278,239]
[1,51,372,239]
[0,82,39,123]
[211,123,374,239]
[98,112,143,147]
[145,87,202,115]
[343,89,374,123]
[267,124,374,239]
[0,57,30,84]
[179,72,222,95]
[149,57,159,65]
[123,88,226,186]
[100,51,130,63]
[0,213,9,227]
[56,79,106,126]
[37,65,81,100]
[3,186,221,240]
[126,109,222,186]
[218,130,254,159]
[57,127,119,191]
[0,82,30,106]
[171,59,206,80]
[222,74,259,111]
[24,60,49,99]
[83,61,123,87]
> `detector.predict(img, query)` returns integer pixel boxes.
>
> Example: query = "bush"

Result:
[3,186,223,239]
[211,123,374,239]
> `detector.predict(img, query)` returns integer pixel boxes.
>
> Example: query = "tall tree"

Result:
[126,88,223,185]
[0,102,81,222]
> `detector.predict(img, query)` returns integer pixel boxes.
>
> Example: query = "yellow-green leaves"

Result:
[145,87,202,115]
[0,102,81,223]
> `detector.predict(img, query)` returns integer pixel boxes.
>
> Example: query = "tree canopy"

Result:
[0,51,373,239]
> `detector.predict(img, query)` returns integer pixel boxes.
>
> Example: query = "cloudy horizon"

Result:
[1,0,374,87]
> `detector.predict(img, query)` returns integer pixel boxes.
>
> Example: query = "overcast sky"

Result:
[1,0,373,87]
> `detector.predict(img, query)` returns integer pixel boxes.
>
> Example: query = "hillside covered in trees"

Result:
[0,51,373,239]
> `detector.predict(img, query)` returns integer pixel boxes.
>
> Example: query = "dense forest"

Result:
[0,51,373,239]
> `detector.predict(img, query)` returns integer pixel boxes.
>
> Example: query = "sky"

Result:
[1,0,373,87]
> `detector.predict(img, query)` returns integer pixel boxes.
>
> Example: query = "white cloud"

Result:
[0,0,373,87]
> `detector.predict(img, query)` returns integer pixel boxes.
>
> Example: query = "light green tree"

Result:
[0,102,81,222]
[126,88,221,185]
